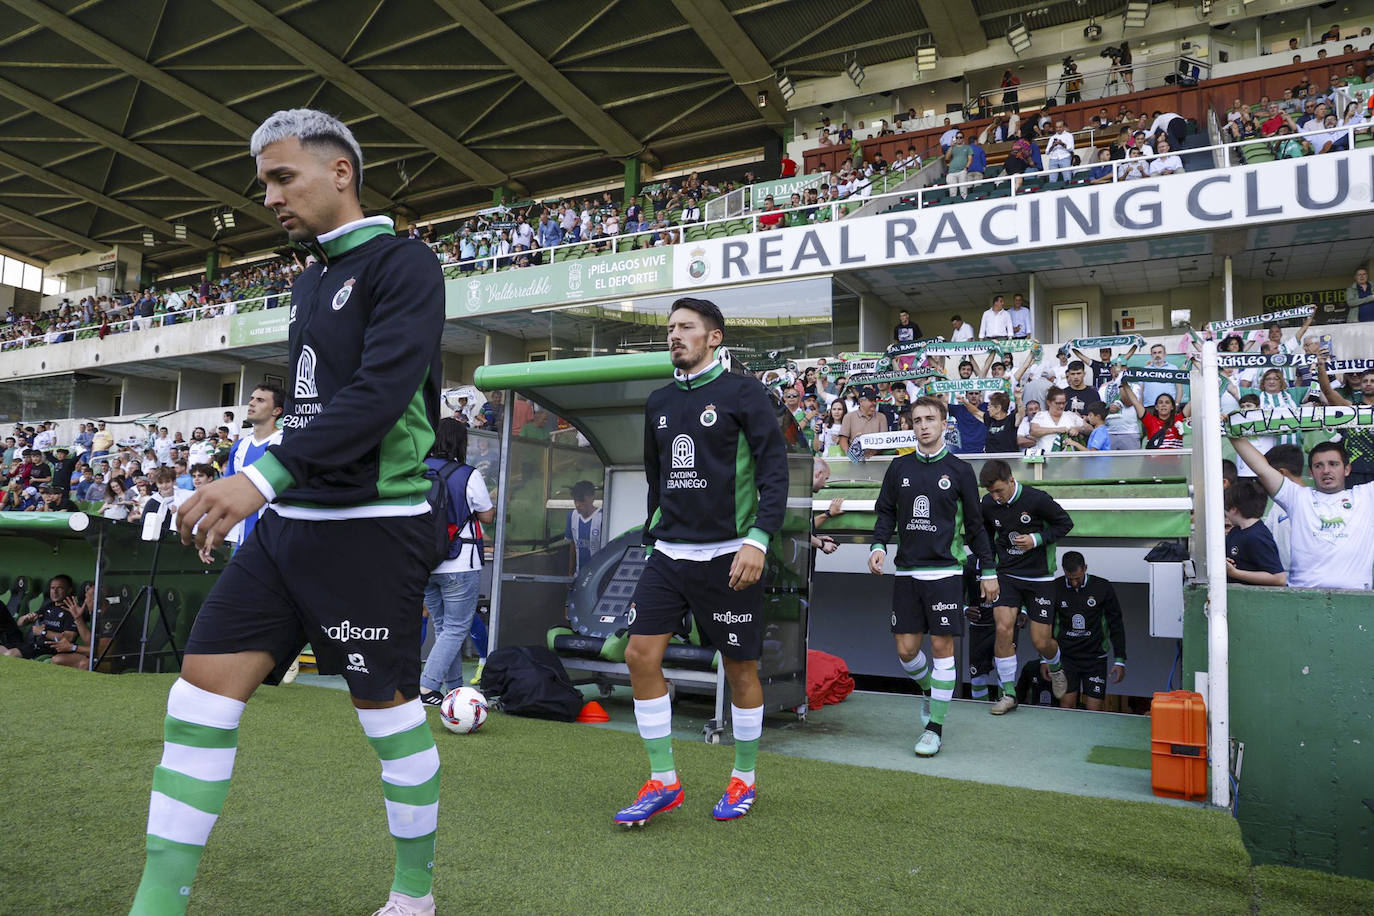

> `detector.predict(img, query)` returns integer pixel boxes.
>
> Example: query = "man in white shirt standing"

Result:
[1045,120,1075,181]
[33,421,57,451]
[1008,293,1033,339]
[1150,111,1186,151]
[1230,438,1374,590]
[979,294,1014,339]
[949,314,975,342]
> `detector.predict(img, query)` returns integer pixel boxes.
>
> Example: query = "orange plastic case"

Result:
[1150,690,1208,800]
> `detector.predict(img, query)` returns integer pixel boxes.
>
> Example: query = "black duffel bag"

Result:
[479,645,583,722]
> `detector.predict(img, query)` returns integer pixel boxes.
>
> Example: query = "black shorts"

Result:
[1062,654,1108,700]
[997,574,1055,625]
[966,623,996,679]
[890,576,963,636]
[185,510,435,701]
[630,550,763,660]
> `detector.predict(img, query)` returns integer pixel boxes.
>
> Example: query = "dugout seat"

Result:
[547,528,718,671]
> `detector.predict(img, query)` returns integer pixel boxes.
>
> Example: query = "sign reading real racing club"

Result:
[671,152,1373,288]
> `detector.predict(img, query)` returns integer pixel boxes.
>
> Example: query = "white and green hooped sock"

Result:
[995,654,1019,697]
[131,678,245,916]
[899,651,931,692]
[357,699,440,900]
[928,656,957,731]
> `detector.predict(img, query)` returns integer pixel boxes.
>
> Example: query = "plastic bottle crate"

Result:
[1150,690,1208,800]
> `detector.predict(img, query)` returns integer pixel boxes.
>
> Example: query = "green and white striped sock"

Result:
[995,654,1019,697]
[929,656,957,726]
[131,679,245,916]
[899,651,931,692]
[358,699,440,899]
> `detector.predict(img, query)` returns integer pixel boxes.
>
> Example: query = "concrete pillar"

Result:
[623,156,641,202]
[1027,272,1043,338]
[119,376,175,416]
[484,330,525,367]
[205,249,219,283]
[238,360,287,405]
[857,294,890,353]
[176,369,222,411]
[441,352,467,388]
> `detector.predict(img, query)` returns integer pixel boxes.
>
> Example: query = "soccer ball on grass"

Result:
[440,686,489,734]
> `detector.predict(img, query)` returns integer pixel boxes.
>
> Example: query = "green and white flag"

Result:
[886,337,943,357]
[842,366,944,392]
[922,338,1037,357]
[854,430,920,452]
[1207,305,1314,333]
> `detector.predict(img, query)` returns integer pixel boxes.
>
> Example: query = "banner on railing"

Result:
[1216,352,1295,369]
[228,309,289,347]
[1225,404,1374,437]
[750,173,829,209]
[673,153,1373,290]
[446,249,675,317]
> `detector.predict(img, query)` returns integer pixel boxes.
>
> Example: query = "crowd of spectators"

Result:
[0,258,297,351]
[2,414,239,524]
[767,282,1371,462]
[1220,63,1371,157]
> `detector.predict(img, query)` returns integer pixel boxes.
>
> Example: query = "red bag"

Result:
[806,649,854,709]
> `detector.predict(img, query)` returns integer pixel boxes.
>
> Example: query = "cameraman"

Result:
[1111,43,1134,93]
[1058,58,1083,104]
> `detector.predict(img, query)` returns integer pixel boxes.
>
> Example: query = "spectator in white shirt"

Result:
[949,314,975,342]
[1147,136,1185,176]
[1117,147,1150,181]
[1150,112,1187,149]
[979,295,1014,339]
[1045,121,1075,181]
[939,119,959,150]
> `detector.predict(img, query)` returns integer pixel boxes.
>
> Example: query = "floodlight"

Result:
[1124,0,1150,28]
[917,45,938,71]
[1007,21,1032,54]
[142,231,154,247]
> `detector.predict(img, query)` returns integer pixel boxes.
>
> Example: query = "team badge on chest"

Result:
[937,474,951,490]
[700,404,718,427]
[331,277,356,311]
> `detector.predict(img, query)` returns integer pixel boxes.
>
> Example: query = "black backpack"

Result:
[479,646,583,722]
[425,460,481,563]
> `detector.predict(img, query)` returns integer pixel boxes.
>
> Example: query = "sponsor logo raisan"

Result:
[712,612,754,624]
[326,619,391,641]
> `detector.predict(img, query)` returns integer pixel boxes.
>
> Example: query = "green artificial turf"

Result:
[3,660,1372,914]
[1086,744,1153,770]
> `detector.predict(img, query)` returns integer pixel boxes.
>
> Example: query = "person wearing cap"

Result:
[19,484,41,511]
[838,386,889,456]
[49,446,80,495]
[39,484,78,512]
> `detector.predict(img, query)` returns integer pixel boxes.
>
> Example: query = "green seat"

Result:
[706,224,728,238]
[726,219,749,235]
[683,224,706,242]
[1241,142,1274,164]
[616,236,634,252]
[1355,131,1374,148]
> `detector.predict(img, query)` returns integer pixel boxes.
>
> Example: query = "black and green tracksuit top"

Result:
[243,216,444,518]
[1053,574,1127,665]
[642,360,789,552]
[871,446,996,579]
[981,482,1074,579]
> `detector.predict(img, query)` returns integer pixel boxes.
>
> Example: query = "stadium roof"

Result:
[0,0,949,274]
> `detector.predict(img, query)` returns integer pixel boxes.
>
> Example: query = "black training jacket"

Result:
[246,217,444,516]
[871,446,996,577]
[643,360,789,551]
[1053,574,1127,663]
[981,482,1074,578]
